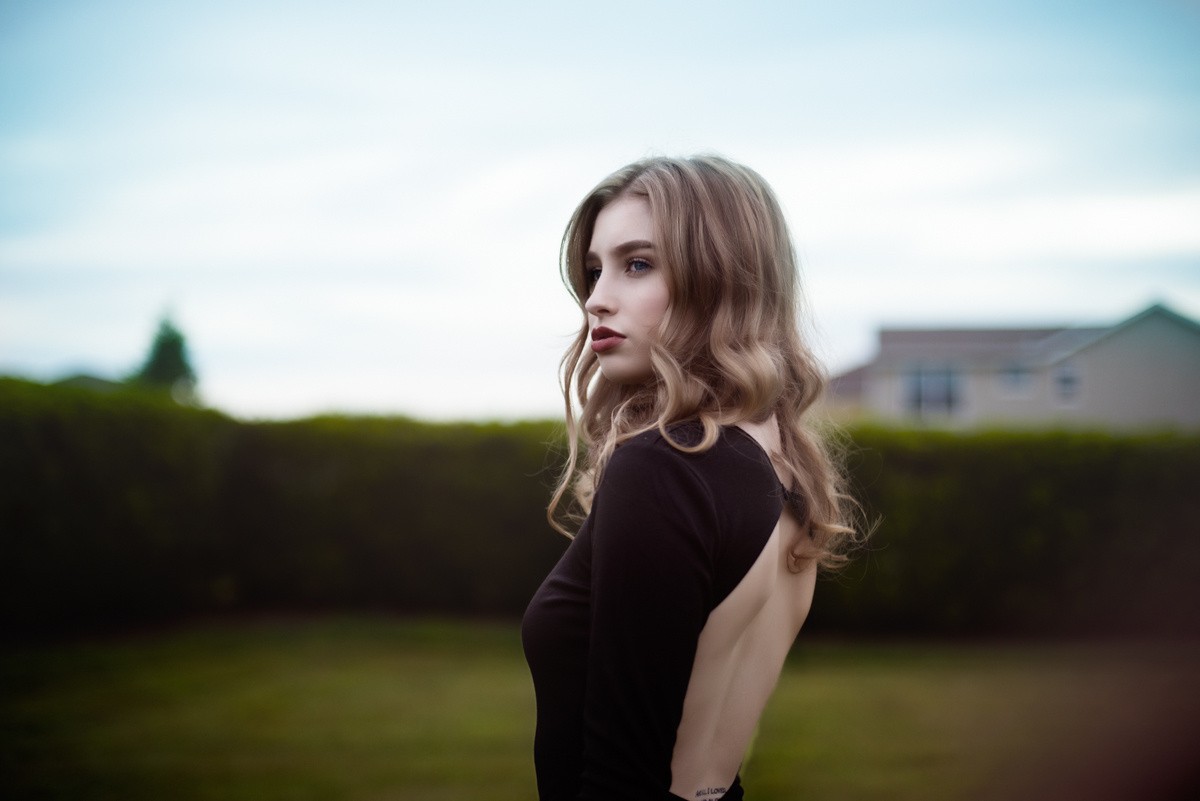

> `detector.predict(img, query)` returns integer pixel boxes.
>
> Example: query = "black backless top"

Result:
[522,424,784,801]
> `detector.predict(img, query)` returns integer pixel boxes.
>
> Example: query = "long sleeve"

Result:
[579,439,720,800]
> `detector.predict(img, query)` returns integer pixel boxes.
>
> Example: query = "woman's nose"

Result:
[584,273,613,316]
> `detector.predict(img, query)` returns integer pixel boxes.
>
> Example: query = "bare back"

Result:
[670,419,818,798]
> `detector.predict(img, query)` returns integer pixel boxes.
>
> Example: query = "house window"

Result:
[904,366,960,419]
[998,364,1032,393]
[1054,362,1080,403]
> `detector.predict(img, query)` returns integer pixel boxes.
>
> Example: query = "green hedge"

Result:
[815,427,1200,635]
[1,379,236,629]
[3,378,1198,636]
[0,379,564,632]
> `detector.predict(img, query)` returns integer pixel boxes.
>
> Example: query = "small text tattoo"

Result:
[695,788,727,799]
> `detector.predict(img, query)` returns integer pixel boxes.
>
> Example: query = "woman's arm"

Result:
[580,438,720,800]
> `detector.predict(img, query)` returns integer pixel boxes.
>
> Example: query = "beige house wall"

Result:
[963,367,1050,426]
[863,370,907,421]
[1052,312,1200,429]
[866,367,1055,427]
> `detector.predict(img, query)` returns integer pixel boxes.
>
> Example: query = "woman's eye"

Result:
[585,267,601,287]
[628,258,652,274]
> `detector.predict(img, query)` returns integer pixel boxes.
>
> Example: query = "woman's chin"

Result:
[599,367,654,386]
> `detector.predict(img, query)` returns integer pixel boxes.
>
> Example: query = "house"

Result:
[822,303,1200,430]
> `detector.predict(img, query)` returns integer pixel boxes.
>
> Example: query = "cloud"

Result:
[3,0,1198,417]
[919,189,1200,261]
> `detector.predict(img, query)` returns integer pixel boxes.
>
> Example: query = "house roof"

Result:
[833,303,1199,379]
[1037,303,1200,365]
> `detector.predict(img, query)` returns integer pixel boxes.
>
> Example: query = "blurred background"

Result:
[2,1,1199,799]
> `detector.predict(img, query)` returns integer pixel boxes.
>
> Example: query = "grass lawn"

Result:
[2,617,1196,800]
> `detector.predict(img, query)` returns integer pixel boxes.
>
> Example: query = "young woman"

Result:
[522,155,859,801]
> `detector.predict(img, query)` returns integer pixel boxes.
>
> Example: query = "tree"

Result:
[130,317,199,404]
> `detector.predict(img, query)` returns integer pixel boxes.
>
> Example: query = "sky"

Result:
[2,0,1198,420]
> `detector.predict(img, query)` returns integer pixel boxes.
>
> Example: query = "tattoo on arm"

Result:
[695,788,728,799]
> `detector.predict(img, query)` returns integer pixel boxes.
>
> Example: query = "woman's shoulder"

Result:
[620,420,703,452]
[612,421,780,490]
[600,422,786,556]
[604,425,698,483]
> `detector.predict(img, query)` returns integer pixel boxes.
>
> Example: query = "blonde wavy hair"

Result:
[548,155,859,571]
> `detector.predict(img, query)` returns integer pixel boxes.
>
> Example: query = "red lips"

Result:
[591,326,625,353]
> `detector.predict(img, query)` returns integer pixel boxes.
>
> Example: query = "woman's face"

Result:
[584,194,670,385]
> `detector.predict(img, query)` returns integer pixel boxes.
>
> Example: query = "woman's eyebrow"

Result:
[585,239,655,261]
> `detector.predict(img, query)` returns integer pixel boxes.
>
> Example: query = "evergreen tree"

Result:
[130,317,198,404]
